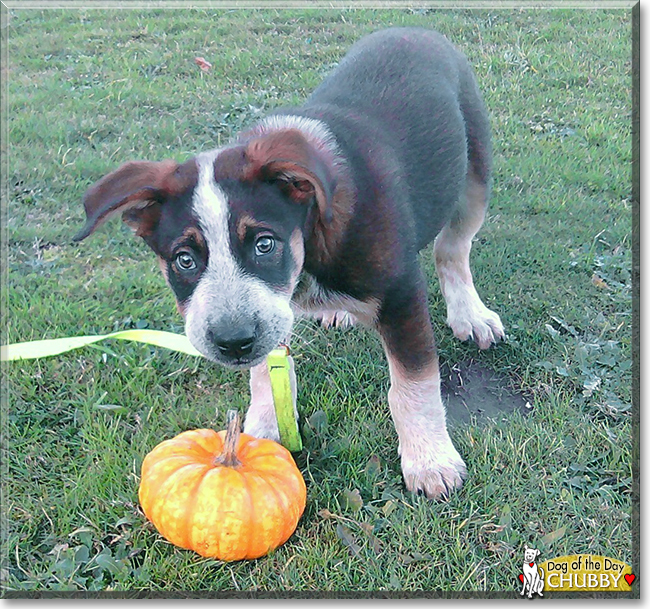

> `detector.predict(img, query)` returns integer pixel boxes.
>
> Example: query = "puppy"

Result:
[74,27,504,499]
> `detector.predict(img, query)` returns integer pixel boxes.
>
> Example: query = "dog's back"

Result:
[287,27,492,251]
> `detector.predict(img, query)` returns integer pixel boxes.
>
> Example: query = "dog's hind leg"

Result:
[434,168,503,349]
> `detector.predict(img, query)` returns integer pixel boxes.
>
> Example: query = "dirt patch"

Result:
[440,359,532,426]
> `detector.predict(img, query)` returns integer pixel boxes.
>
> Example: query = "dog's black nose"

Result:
[208,324,256,360]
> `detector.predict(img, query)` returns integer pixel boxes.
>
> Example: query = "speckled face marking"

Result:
[180,149,300,368]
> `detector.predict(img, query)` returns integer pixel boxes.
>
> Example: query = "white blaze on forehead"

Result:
[187,148,254,324]
[191,149,238,279]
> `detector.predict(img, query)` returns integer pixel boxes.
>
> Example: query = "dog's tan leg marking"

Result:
[383,351,466,499]
[243,354,298,441]
[434,171,504,349]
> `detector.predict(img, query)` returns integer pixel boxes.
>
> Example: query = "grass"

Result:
[1,6,635,596]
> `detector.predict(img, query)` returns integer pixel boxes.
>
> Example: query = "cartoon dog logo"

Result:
[520,546,544,598]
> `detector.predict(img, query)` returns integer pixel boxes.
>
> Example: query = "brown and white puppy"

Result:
[74,27,504,499]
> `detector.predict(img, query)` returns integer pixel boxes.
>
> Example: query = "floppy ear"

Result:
[73,160,179,241]
[244,130,337,223]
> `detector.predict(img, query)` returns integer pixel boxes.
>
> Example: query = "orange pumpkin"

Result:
[138,409,306,561]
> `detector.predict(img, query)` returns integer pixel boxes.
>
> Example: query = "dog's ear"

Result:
[244,130,337,223]
[73,160,181,241]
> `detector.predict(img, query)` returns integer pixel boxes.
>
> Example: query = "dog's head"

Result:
[524,546,540,563]
[75,127,337,369]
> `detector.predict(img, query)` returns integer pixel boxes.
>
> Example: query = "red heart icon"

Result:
[624,573,636,586]
[529,562,534,567]
[518,574,524,583]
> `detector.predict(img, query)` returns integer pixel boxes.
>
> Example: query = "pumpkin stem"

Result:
[215,409,242,468]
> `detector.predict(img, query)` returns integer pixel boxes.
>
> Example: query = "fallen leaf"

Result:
[382,499,398,517]
[194,56,212,72]
[364,454,381,478]
[48,543,69,556]
[591,274,609,289]
[359,522,383,554]
[336,524,362,557]
[341,488,363,512]
[583,376,601,397]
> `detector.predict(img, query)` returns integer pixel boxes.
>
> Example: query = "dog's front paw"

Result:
[446,291,504,350]
[243,410,281,443]
[400,438,467,500]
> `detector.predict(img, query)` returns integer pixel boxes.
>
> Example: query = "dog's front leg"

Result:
[378,281,466,499]
[243,355,298,442]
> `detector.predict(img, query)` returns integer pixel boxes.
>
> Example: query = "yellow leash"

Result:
[266,345,303,452]
[1,331,303,452]
[0,329,202,361]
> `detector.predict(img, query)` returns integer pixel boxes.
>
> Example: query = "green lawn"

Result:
[1,6,635,596]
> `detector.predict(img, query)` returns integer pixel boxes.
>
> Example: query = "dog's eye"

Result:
[174,251,197,272]
[255,236,275,256]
